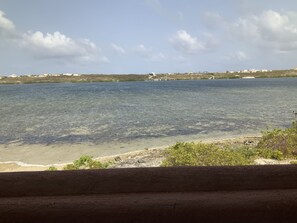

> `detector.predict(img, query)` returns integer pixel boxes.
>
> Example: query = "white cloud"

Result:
[203,10,297,53]
[111,43,126,54]
[169,30,218,54]
[231,10,297,52]
[169,30,205,54]
[21,31,107,63]
[0,10,17,38]
[0,10,108,64]
[134,44,165,61]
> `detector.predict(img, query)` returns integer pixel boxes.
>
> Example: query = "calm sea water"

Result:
[1,78,297,146]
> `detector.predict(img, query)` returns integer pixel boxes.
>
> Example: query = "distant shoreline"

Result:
[1,69,297,85]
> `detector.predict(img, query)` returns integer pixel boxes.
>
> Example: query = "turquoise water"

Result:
[0,78,297,146]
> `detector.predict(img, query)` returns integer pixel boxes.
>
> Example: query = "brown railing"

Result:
[0,165,297,222]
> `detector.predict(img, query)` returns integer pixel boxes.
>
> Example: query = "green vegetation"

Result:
[47,166,58,171]
[162,123,297,167]
[45,155,110,171]
[63,155,110,170]
[0,74,148,85]
[257,122,297,157]
[162,142,252,166]
[1,69,297,85]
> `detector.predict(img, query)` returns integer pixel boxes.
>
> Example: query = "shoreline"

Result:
[0,134,262,172]
[1,70,297,85]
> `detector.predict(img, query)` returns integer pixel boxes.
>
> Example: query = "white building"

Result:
[63,73,73,76]
[241,69,249,73]
[249,69,258,73]
[242,76,255,79]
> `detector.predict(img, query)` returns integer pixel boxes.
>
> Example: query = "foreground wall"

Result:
[0,165,297,222]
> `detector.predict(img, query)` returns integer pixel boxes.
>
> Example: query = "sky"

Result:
[1,0,297,75]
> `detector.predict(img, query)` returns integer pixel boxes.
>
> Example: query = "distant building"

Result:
[241,69,249,73]
[242,76,255,79]
[10,74,18,78]
[63,73,73,76]
[249,69,258,73]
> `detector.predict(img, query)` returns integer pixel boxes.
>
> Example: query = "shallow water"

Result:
[0,78,296,149]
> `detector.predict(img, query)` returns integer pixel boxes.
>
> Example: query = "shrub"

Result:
[256,148,284,160]
[257,122,297,157]
[230,146,258,160]
[63,155,110,170]
[47,166,58,171]
[162,142,252,167]
[232,146,284,160]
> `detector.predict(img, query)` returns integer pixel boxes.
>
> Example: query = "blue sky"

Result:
[1,0,297,75]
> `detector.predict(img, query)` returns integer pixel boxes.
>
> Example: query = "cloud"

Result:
[21,31,108,63]
[203,10,297,53]
[0,10,17,38]
[0,10,108,64]
[169,30,218,54]
[229,10,297,52]
[134,44,165,61]
[169,30,205,54]
[111,43,126,54]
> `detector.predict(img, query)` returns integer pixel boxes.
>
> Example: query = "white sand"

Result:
[0,134,262,172]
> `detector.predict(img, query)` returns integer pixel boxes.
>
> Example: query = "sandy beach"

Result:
[0,134,277,172]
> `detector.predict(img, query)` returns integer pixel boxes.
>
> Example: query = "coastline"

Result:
[0,134,264,172]
[1,70,297,85]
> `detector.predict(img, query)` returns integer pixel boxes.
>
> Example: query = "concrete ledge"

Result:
[1,165,297,222]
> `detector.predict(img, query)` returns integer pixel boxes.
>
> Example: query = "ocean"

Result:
[0,78,297,163]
